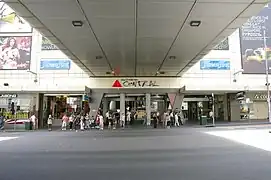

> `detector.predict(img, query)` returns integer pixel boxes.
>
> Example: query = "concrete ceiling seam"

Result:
[155,0,198,76]
[175,0,258,76]
[75,0,113,73]
[134,0,139,76]
[15,0,96,76]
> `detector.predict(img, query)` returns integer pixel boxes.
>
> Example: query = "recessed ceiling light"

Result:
[96,55,103,59]
[169,56,176,60]
[156,71,165,75]
[190,20,201,27]
[72,20,83,27]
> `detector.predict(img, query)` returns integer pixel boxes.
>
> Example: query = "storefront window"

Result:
[0,94,33,119]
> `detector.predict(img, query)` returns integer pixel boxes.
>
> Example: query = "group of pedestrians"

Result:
[47,112,106,131]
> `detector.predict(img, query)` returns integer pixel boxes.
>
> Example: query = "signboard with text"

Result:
[112,79,159,88]
[41,37,59,50]
[40,59,71,70]
[200,59,230,70]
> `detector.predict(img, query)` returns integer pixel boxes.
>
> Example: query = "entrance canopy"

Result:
[7,0,267,76]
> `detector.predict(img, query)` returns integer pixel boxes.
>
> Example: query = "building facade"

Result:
[0,2,269,124]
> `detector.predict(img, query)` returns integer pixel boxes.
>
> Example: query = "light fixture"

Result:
[159,71,165,74]
[96,55,103,59]
[156,71,165,75]
[169,56,176,60]
[72,20,83,27]
[190,20,201,27]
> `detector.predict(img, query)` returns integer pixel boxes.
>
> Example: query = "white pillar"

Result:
[120,93,125,116]
[145,93,151,126]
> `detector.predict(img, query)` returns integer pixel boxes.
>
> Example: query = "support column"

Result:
[103,98,109,116]
[120,93,125,116]
[145,93,151,126]
[223,93,228,121]
[32,93,44,129]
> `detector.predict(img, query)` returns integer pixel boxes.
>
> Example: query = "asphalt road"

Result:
[0,128,270,180]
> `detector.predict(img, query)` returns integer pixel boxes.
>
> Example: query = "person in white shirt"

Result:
[120,113,125,129]
[47,114,53,131]
[126,111,131,125]
[209,111,214,118]
[174,113,180,127]
[99,115,104,130]
[166,112,171,128]
[69,114,74,130]
[85,114,90,129]
[105,111,109,123]
[80,115,85,131]
[29,114,36,130]
[170,111,174,126]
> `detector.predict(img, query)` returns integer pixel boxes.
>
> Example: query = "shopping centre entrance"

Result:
[101,93,169,126]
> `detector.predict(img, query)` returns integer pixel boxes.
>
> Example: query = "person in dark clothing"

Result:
[0,114,4,130]
[153,112,158,128]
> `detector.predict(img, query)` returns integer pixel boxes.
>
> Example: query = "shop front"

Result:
[42,94,87,126]
[247,92,268,120]
[0,93,37,129]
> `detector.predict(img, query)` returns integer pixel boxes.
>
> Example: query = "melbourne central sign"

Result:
[112,79,159,88]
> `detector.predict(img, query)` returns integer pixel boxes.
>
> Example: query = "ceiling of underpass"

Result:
[5,0,268,76]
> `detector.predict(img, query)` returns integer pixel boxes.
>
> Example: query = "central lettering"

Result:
[121,79,159,87]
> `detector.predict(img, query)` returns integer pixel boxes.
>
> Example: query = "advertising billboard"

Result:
[41,37,59,50]
[240,3,271,74]
[200,59,230,70]
[40,59,71,70]
[0,36,32,70]
[0,2,32,33]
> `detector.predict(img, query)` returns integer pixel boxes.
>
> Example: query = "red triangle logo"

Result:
[112,80,122,88]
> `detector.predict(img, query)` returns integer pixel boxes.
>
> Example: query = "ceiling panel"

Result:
[160,1,261,75]
[25,1,112,75]
[6,0,267,77]
[136,1,194,76]
[137,37,173,63]
[79,0,135,76]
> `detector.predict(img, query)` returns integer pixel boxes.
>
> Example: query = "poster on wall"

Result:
[0,2,32,33]
[41,36,59,50]
[0,36,32,70]
[240,3,271,74]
